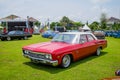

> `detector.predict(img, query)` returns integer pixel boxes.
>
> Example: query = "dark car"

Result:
[113,31,120,38]
[0,31,32,41]
[93,30,105,39]
[42,30,57,38]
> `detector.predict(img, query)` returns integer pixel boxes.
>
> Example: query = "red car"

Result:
[22,32,107,68]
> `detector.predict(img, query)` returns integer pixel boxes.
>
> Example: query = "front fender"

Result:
[53,51,74,65]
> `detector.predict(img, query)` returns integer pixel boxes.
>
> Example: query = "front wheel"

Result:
[96,47,101,56]
[7,37,11,41]
[61,54,71,68]
[24,36,28,40]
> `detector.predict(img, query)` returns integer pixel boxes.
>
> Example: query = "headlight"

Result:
[23,50,29,54]
[45,54,52,60]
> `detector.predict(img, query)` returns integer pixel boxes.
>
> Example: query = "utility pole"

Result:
[47,18,50,29]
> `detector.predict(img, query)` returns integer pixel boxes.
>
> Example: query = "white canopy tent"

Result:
[33,26,40,34]
[82,24,91,31]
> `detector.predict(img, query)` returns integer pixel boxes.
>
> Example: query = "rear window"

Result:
[87,34,95,42]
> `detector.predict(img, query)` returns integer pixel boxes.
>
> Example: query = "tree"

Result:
[100,13,107,29]
[89,21,100,30]
[50,22,61,30]
[60,16,73,29]
[34,21,41,27]
[1,22,7,27]
[112,22,120,30]
[72,22,83,30]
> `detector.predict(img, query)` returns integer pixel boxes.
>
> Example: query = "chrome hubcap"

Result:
[62,55,71,67]
[7,37,11,41]
[97,48,101,56]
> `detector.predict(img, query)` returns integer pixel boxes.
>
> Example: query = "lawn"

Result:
[0,35,120,80]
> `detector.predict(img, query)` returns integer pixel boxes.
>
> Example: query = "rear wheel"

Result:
[7,37,11,41]
[61,54,71,68]
[1,38,5,41]
[96,47,101,56]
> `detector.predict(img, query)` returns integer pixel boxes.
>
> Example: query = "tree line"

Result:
[36,13,120,31]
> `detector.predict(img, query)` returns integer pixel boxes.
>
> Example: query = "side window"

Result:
[80,34,87,43]
[87,34,95,42]
[16,31,23,35]
[15,31,20,35]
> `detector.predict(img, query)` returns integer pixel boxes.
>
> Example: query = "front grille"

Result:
[28,52,45,59]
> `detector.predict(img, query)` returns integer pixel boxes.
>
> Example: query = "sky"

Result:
[0,0,120,23]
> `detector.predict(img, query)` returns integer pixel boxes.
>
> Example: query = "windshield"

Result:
[52,33,76,44]
[8,31,16,35]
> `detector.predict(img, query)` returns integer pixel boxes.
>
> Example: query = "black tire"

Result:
[18,38,22,40]
[96,47,101,56]
[7,37,11,41]
[61,54,71,68]
[1,38,5,41]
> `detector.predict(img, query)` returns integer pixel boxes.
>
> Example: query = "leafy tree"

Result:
[72,22,83,30]
[112,22,120,30]
[50,22,62,30]
[34,21,41,27]
[89,21,100,30]
[60,16,73,29]
[100,13,107,29]
[1,22,7,27]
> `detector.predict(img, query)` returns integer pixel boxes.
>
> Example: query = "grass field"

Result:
[0,35,120,80]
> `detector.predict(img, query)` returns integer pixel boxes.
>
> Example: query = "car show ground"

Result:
[0,35,120,80]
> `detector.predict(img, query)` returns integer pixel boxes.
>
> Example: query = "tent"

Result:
[82,24,91,31]
[33,26,40,34]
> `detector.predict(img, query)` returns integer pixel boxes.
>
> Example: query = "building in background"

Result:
[0,14,38,34]
[107,17,120,27]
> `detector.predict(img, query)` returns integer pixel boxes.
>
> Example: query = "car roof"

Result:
[59,32,98,40]
[60,32,92,35]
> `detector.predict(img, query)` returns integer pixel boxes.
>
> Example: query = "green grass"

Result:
[0,35,120,80]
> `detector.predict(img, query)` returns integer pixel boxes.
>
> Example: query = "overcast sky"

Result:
[0,0,120,23]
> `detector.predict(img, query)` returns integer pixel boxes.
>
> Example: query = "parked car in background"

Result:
[105,30,115,37]
[93,30,105,39]
[41,30,58,38]
[105,30,120,38]
[0,30,32,41]
[113,31,120,38]
[22,32,107,68]
[53,26,65,32]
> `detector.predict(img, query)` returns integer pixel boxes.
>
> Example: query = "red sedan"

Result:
[22,32,107,68]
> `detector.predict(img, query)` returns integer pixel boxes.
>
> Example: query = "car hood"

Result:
[23,42,75,54]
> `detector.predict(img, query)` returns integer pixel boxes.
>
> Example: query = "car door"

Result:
[86,34,98,54]
[15,31,24,39]
[75,34,90,59]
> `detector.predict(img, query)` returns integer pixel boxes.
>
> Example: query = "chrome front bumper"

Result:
[23,54,58,66]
